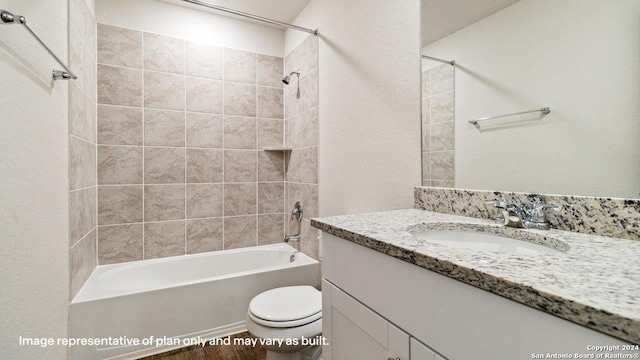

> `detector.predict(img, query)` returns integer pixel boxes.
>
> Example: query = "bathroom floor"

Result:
[139,332,266,360]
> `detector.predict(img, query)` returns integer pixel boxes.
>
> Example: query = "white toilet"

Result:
[246,286,323,360]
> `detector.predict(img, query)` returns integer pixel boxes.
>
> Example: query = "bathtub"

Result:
[69,243,320,360]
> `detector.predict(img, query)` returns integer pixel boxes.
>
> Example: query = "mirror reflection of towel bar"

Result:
[469,107,551,125]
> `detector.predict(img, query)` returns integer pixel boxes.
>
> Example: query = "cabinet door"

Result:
[323,280,409,360]
[411,338,447,360]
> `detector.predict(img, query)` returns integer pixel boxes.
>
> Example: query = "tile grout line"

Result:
[184,38,188,256]
[141,31,146,261]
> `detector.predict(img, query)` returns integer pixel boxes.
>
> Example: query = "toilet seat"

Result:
[248,286,322,328]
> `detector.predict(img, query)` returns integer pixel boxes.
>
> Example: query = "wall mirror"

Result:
[421,0,640,198]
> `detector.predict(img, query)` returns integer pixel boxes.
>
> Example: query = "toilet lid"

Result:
[249,286,321,322]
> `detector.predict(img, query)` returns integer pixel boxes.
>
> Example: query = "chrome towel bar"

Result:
[469,107,551,125]
[1,9,78,80]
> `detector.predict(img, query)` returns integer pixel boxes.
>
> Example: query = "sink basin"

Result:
[407,223,569,255]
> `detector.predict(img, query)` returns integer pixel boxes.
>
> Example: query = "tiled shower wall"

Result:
[69,0,97,298]
[95,24,289,264]
[421,64,455,187]
[284,36,320,259]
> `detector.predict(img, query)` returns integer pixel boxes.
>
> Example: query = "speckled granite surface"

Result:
[414,187,640,241]
[311,209,640,344]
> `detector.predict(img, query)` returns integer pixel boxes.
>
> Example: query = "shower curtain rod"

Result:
[181,0,318,35]
[422,55,455,66]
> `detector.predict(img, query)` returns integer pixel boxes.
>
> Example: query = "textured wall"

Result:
[285,0,422,220]
[422,0,640,198]
[95,25,288,263]
[0,0,70,358]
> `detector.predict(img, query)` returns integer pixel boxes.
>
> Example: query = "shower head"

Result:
[282,70,300,85]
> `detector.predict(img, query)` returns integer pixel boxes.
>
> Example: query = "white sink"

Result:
[408,225,567,255]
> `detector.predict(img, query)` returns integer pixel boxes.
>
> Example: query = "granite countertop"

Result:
[311,209,640,344]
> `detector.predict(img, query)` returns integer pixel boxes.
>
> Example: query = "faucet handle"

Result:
[530,201,562,223]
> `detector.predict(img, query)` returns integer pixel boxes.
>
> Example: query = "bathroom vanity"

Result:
[313,209,640,360]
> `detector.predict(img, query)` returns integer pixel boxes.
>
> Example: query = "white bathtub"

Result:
[69,243,320,360]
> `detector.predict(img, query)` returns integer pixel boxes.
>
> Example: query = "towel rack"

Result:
[1,9,78,80]
[469,107,550,125]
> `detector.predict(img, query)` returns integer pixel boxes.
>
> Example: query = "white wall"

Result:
[423,0,640,198]
[96,0,285,57]
[0,0,70,358]
[285,0,422,216]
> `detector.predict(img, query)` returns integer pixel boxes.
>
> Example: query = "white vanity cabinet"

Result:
[321,233,635,360]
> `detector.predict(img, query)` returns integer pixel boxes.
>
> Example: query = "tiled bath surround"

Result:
[95,24,320,264]
[69,0,98,299]
[284,36,320,259]
[421,64,455,187]
[415,187,640,241]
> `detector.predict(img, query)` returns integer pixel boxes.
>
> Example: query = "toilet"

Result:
[246,286,322,360]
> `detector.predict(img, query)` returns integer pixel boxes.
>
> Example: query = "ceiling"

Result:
[422,0,521,46]
[162,0,312,27]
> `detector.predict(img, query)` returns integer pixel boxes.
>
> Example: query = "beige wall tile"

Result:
[144,33,185,74]
[98,146,143,185]
[82,41,97,103]
[300,69,319,114]
[258,183,284,214]
[431,64,454,95]
[431,180,455,188]
[98,224,143,264]
[82,1,96,59]
[144,148,185,184]
[258,87,284,119]
[98,105,142,145]
[187,184,223,218]
[70,30,85,95]
[258,119,284,148]
[144,109,185,147]
[70,136,96,190]
[144,185,185,221]
[258,151,284,181]
[285,35,318,76]
[285,149,301,183]
[97,24,142,68]
[186,41,223,79]
[187,149,223,183]
[301,107,319,147]
[422,97,431,125]
[224,49,256,84]
[144,221,185,259]
[224,183,257,216]
[224,216,256,249]
[300,220,319,260]
[302,184,318,218]
[422,124,430,152]
[430,91,454,123]
[422,69,431,97]
[70,0,84,38]
[284,76,300,118]
[70,186,96,246]
[224,116,256,149]
[224,150,257,182]
[97,64,142,107]
[186,77,223,114]
[187,219,223,254]
[69,82,96,143]
[301,147,318,184]
[285,114,302,148]
[98,185,143,225]
[70,229,96,298]
[186,113,223,148]
[422,152,431,181]
[224,82,256,117]
[431,151,455,180]
[144,71,185,111]
[257,55,283,88]
[258,214,284,245]
[431,121,455,151]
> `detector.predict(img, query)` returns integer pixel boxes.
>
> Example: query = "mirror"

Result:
[421,0,640,198]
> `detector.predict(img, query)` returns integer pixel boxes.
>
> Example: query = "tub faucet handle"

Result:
[291,201,303,221]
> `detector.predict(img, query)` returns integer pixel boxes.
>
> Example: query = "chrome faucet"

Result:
[284,201,303,256]
[485,199,562,230]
